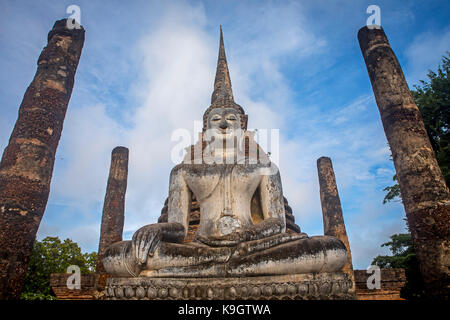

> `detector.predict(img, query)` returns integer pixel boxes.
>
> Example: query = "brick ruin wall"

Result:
[354,268,406,300]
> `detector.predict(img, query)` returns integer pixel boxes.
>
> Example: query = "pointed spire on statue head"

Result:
[211,25,234,104]
[203,26,247,131]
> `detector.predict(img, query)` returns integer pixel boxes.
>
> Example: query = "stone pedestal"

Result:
[104,272,354,300]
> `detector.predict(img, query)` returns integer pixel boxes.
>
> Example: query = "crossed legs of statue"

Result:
[103,231,347,278]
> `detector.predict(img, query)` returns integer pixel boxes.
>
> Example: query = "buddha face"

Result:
[206,108,242,146]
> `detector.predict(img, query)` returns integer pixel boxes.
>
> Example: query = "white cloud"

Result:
[50,103,126,214]
[123,2,216,230]
[405,28,450,86]
[61,224,100,252]
[349,198,406,269]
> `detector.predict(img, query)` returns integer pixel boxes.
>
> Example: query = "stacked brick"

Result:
[96,147,129,273]
[354,268,406,300]
[317,156,355,294]
[0,19,84,299]
[50,273,104,300]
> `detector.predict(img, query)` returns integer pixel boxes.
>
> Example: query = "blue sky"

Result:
[0,0,449,269]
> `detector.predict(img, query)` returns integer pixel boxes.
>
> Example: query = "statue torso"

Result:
[183,163,264,238]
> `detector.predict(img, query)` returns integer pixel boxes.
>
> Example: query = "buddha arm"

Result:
[132,166,189,265]
[258,166,287,233]
[167,165,191,239]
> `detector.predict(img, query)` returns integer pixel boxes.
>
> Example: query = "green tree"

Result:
[382,174,401,204]
[412,53,450,186]
[21,236,97,300]
[371,231,426,299]
[372,233,413,268]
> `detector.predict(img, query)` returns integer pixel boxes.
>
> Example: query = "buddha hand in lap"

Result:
[102,106,348,278]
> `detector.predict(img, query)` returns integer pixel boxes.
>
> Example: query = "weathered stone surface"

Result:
[203,26,247,132]
[97,146,129,273]
[157,195,301,239]
[358,26,450,298]
[104,234,346,278]
[211,26,234,106]
[317,157,355,295]
[0,19,84,299]
[104,272,354,300]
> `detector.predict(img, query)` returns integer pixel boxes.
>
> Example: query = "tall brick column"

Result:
[96,147,129,273]
[317,157,355,295]
[0,19,85,299]
[358,26,450,297]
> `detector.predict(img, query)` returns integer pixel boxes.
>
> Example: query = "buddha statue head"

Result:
[206,107,240,137]
[203,100,247,132]
[203,106,246,163]
[204,104,245,146]
[200,27,249,163]
[183,26,268,166]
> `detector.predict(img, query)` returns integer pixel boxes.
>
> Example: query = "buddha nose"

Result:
[219,121,228,129]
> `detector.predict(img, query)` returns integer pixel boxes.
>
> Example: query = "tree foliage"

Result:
[372,233,414,268]
[412,53,450,186]
[382,174,401,204]
[371,232,426,299]
[21,236,97,300]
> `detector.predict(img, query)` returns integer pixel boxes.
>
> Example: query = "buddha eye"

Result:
[226,115,237,121]
[211,116,221,121]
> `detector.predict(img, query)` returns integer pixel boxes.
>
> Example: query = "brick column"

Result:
[0,19,85,299]
[317,157,355,294]
[358,26,450,297]
[96,147,129,273]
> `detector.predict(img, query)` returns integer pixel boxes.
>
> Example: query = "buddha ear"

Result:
[241,114,248,130]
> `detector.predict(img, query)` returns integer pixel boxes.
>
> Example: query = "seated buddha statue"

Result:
[102,28,347,278]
